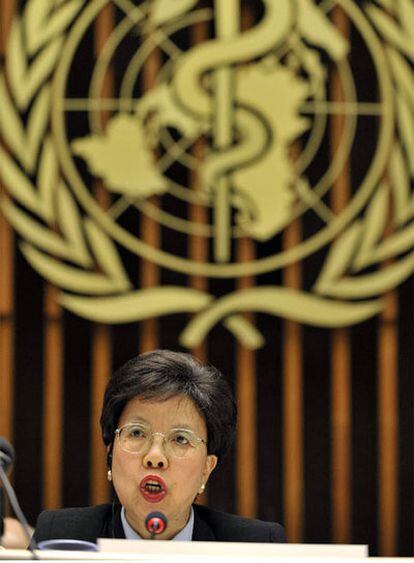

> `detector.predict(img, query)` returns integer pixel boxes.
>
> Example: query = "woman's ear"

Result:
[203,454,218,485]
[196,455,218,498]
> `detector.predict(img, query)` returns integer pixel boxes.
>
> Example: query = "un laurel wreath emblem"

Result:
[0,0,413,349]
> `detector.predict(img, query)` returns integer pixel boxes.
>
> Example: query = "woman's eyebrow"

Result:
[125,419,196,430]
[125,416,148,424]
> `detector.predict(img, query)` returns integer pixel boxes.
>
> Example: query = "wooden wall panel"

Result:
[0,197,14,445]
[0,0,16,522]
[90,323,111,505]
[0,0,16,446]
[235,238,257,518]
[330,5,352,544]
[189,15,209,506]
[397,276,413,556]
[140,45,161,353]
[89,1,115,508]
[235,2,257,521]
[42,285,63,509]
[378,289,399,555]
[282,220,304,543]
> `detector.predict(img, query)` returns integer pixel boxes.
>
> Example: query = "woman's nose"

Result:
[142,436,168,469]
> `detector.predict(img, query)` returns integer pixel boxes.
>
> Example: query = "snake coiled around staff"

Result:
[172,0,293,196]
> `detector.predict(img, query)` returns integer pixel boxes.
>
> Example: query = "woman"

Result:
[34,350,285,543]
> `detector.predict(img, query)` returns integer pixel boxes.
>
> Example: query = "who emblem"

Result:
[0,0,413,348]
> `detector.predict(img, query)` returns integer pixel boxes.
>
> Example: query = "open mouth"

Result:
[145,482,162,493]
[140,475,167,503]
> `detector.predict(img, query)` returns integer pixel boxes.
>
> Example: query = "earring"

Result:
[199,483,205,494]
[107,469,112,481]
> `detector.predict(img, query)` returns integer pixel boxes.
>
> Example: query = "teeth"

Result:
[145,483,162,492]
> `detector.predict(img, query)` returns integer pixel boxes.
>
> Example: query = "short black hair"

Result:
[100,349,237,461]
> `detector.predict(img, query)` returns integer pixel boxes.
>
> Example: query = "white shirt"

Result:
[120,506,194,541]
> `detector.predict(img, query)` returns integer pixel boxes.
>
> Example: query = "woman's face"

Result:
[110,394,218,539]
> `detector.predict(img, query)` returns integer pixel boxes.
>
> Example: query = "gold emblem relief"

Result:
[0,0,413,348]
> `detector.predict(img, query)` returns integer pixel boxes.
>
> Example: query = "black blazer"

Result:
[34,503,285,543]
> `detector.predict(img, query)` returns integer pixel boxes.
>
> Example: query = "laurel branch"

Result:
[312,2,414,300]
[0,0,413,349]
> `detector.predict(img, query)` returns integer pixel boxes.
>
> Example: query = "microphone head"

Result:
[0,437,15,472]
[145,511,168,536]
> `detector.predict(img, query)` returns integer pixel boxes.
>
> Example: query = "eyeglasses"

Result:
[115,423,207,459]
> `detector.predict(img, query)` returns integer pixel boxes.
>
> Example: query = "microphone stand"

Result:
[0,487,4,538]
[0,463,38,559]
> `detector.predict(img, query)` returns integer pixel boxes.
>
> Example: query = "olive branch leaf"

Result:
[0,78,50,174]
[314,142,414,296]
[387,48,414,175]
[373,1,395,13]
[0,184,89,266]
[0,145,51,220]
[24,0,83,56]
[6,19,63,112]
[366,1,414,61]
[0,1,123,286]
[353,181,390,270]
[313,2,414,301]
[313,146,414,298]
[389,141,413,226]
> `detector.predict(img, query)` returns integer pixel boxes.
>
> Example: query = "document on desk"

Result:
[98,539,369,559]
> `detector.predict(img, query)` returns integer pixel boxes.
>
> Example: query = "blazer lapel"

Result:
[102,503,125,539]
[192,505,216,541]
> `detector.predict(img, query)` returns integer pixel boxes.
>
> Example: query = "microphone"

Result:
[0,437,37,556]
[145,511,168,539]
[0,438,14,539]
[0,438,14,473]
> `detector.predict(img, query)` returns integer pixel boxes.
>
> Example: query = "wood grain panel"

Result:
[329,5,352,543]
[0,0,15,54]
[43,285,63,509]
[282,221,304,542]
[0,323,13,439]
[90,324,111,504]
[88,1,116,507]
[0,190,14,442]
[235,239,257,518]
[189,141,209,507]
[0,0,16,451]
[234,2,257,520]
[378,290,399,555]
[189,17,209,504]
[140,45,161,353]
[376,4,399,552]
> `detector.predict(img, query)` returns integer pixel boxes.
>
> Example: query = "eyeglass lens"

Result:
[117,423,203,458]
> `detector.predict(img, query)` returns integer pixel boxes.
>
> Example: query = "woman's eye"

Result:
[173,433,190,445]
[128,427,146,439]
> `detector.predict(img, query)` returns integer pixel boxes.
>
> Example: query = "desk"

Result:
[0,552,411,562]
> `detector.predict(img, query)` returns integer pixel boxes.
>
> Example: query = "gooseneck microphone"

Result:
[0,437,15,538]
[0,438,11,537]
[0,438,14,473]
[145,511,168,539]
[0,437,10,539]
[0,437,37,557]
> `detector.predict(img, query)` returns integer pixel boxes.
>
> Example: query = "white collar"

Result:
[120,506,194,541]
